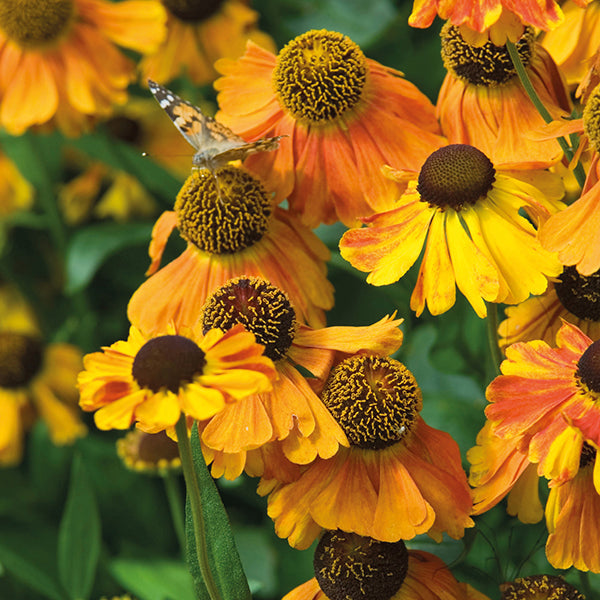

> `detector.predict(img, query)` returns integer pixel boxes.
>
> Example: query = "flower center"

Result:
[0,332,43,388]
[576,339,600,396]
[499,574,585,600]
[161,0,223,22]
[105,116,144,146]
[417,144,496,211]
[554,266,600,322]
[201,277,296,361]
[583,83,600,154]
[175,167,272,254]
[314,531,408,600]
[580,442,597,470]
[440,23,534,86]
[273,29,368,125]
[117,429,181,473]
[0,0,75,49]
[320,355,422,450]
[131,335,206,393]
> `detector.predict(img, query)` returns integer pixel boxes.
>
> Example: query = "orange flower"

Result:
[265,355,473,549]
[498,266,600,349]
[545,443,600,572]
[127,167,334,335]
[486,322,600,482]
[215,30,444,227]
[284,531,490,600]
[0,0,167,135]
[139,0,275,85]
[437,25,571,169]
[196,277,405,480]
[540,153,600,277]
[541,0,600,89]
[467,420,543,521]
[78,321,276,433]
[409,0,575,45]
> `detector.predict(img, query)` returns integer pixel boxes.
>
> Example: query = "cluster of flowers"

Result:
[2,0,600,599]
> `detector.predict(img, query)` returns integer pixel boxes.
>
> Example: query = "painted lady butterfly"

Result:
[148,79,284,173]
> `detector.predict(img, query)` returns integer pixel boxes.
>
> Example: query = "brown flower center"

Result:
[441,23,534,86]
[161,0,224,22]
[583,82,600,154]
[273,29,367,125]
[201,277,296,361]
[554,266,600,322]
[499,574,585,600]
[0,0,75,49]
[580,442,597,469]
[105,116,144,146]
[0,332,43,388]
[131,335,206,393]
[314,531,409,600]
[320,355,422,450]
[576,339,600,395]
[175,167,272,254]
[117,429,181,474]
[417,144,496,211]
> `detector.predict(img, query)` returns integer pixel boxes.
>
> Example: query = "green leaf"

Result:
[64,222,153,294]
[186,422,251,600]
[57,454,101,600]
[109,558,196,600]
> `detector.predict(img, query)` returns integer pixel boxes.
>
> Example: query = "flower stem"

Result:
[506,40,586,188]
[175,416,223,600]
[486,301,502,375]
[163,470,186,559]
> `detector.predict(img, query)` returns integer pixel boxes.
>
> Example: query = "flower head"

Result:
[139,0,275,85]
[500,575,585,600]
[438,25,571,168]
[127,167,334,334]
[215,30,445,227]
[0,0,167,135]
[78,321,276,433]
[499,266,600,348]
[284,531,489,600]
[116,429,180,474]
[196,276,405,480]
[266,354,473,549]
[340,144,563,318]
[409,0,570,45]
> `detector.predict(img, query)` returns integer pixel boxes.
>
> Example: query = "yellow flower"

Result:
[0,0,167,135]
[78,321,276,433]
[139,0,275,85]
[340,144,564,318]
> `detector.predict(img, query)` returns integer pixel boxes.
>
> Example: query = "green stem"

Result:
[486,301,502,375]
[175,416,223,600]
[506,40,587,189]
[163,470,186,559]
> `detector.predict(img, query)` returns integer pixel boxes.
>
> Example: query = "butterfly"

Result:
[148,79,284,173]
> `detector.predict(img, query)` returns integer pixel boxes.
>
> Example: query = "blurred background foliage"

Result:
[0,0,596,599]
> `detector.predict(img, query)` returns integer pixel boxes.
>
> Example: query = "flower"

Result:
[499,575,585,600]
[127,167,334,334]
[214,30,445,227]
[541,0,600,89]
[0,285,85,465]
[437,25,571,169]
[195,277,404,480]
[485,322,600,483]
[139,0,275,85]
[265,354,473,549]
[498,266,600,349]
[116,428,180,474]
[284,531,490,600]
[0,152,34,220]
[339,144,564,318]
[78,321,276,433]
[545,441,600,572]
[408,0,571,46]
[0,0,167,135]
[467,420,544,521]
